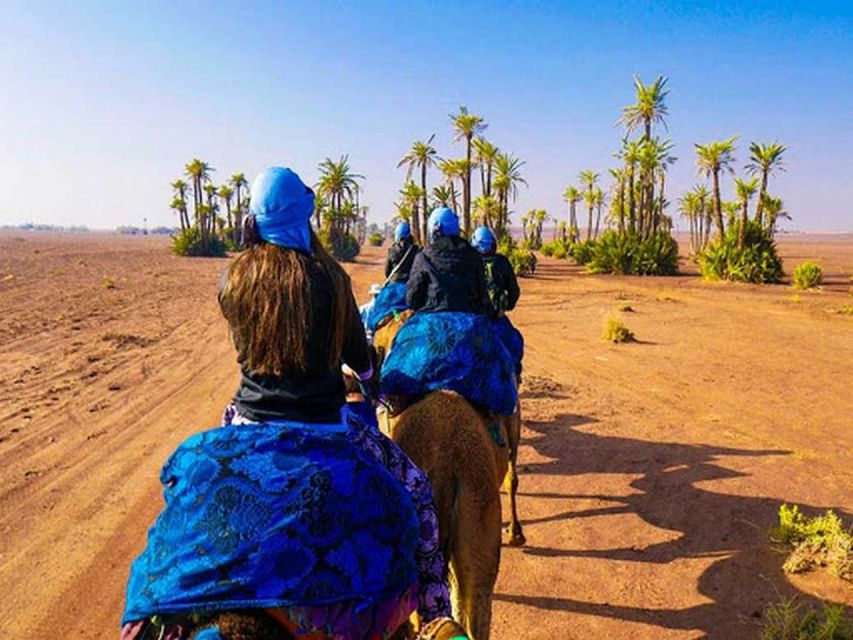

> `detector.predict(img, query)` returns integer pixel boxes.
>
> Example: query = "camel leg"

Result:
[450,485,501,640]
[502,407,526,546]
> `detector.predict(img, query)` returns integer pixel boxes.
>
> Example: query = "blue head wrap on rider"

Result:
[395,222,411,242]
[194,627,226,640]
[427,207,459,241]
[250,167,315,253]
[471,226,496,254]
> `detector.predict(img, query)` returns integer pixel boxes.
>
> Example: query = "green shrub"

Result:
[171,227,227,257]
[569,239,597,265]
[792,261,823,290]
[368,232,385,247]
[761,598,853,640]
[497,236,537,276]
[319,228,360,261]
[699,220,783,284]
[586,230,679,276]
[603,316,634,343]
[540,238,572,259]
[770,504,853,581]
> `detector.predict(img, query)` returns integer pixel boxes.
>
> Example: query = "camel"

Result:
[370,314,526,640]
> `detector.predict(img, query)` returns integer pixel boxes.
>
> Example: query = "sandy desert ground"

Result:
[0,231,851,639]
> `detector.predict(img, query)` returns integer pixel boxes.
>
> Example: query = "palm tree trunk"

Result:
[464,136,472,236]
[755,172,768,226]
[595,203,602,238]
[713,170,725,239]
[738,200,748,250]
[486,164,493,198]
[420,163,428,244]
[586,202,593,241]
[628,167,636,234]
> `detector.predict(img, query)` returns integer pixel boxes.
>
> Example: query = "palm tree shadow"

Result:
[501,411,852,638]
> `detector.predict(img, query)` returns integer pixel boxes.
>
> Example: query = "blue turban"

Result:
[395,222,411,242]
[427,207,459,241]
[194,627,225,640]
[249,167,315,253]
[471,226,496,254]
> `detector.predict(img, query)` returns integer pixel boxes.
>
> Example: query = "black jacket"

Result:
[220,263,371,424]
[406,236,489,314]
[483,253,520,316]
[384,238,419,283]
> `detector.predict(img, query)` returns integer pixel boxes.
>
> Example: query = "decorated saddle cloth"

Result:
[491,315,524,376]
[366,282,409,332]
[379,311,518,416]
[122,417,420,634]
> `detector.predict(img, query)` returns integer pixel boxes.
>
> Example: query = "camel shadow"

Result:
[498,410,852,638]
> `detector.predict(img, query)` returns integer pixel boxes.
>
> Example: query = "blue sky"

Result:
[1,1,851,231]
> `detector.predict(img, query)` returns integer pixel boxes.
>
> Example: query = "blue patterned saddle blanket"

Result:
[366,282,409,331]
[379,311,518,416]
[122,415,419,625]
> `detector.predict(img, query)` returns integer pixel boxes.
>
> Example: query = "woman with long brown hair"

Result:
[120,167,453,640]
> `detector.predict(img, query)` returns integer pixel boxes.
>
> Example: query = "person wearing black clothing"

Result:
[406,207,489,314]
[384,221,420,283]
[470,225,520,318]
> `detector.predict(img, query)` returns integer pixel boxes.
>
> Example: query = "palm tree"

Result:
[562,186,581,241]
[473,195,500,228]
[229,173,248,236]
[473,137,500,197]
[695,137,737,239]
[431,185,453,208]
[316,155,364,233]
[618,75,670,141]
[184,158,213,239]
[617,138,642,232]
[170,179,190,230]
[746,142,786,226]
[579,170,600,240]
[593,188,605,238]
[734,177,759,249]
[450,106,487,235]
[679,191,701,253]
[438,158,464,213]
[399,181,424,241]
[761,194,790,233]
[492,153,527,238]
[217,185,234,233]
[397,135,439,243]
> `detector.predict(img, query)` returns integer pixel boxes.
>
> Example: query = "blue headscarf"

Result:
[250,167,315,253]
[427,207,459,241]
[395,222,411,242]
[471,226,496,254]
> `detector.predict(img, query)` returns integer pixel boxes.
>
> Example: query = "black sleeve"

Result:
[474,253,490,315]
[341,291,372,374]
[384,245,397,278]
[406,252,429,311]
[501,256,521,310]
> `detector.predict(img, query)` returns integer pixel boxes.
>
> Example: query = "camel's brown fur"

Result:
[373,315,526,548]
[388,392,505,640]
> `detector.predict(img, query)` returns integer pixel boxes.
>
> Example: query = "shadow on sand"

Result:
[498,407,852,638]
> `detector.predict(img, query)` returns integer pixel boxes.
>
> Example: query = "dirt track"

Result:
[0,232,851,639]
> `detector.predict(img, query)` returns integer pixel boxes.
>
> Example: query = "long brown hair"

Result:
[219,231,351,375]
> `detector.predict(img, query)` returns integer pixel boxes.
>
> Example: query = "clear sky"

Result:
[1,1,851,231]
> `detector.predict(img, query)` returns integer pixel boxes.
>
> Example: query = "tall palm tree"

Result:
[399,181,424,241]
[217,185,234,232]
[579,170,600,240]
[562,185,581,241]
[438,158,464,213]
[695,137,737,239]
[229,173,248,235]
[593,188,605,238]
[679,191,701,253]
[761,194,790,233]
[617,138,642,232]
[618,75,670,141]
[450,106,487,235]
[734,177,759,248]
[472,137,500,197]
[316,155,364,233]
[184,158,213,238]
[693,184,711,249]
[397,135,439,243]
[746,142,786,226]
[492,153,527,238]
[170,179,190,230]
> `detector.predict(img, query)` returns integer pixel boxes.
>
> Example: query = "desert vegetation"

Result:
[792,261,824,290]
[395,106,534,273]
[761,598,853,640]
[771,504,852,582]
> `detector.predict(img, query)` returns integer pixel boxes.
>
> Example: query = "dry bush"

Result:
[603,317,634,343]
